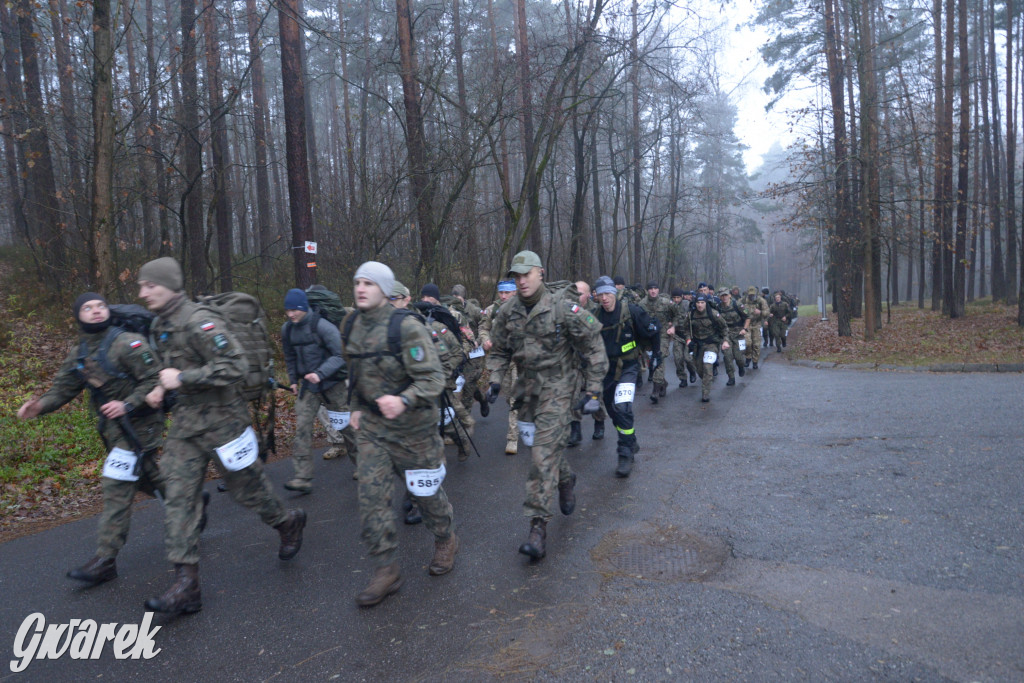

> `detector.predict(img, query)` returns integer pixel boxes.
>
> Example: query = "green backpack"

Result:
[196,292,273,402]
[305,285,347,326]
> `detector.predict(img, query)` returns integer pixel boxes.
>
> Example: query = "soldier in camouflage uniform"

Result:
[685,294,730,402]
[421,284,474,453]
[485,251,608,560]
[717,290,748,386]
[342,262,457,607]
[768,292,791,352]
[566,280,607,446]
[138,257,305,615]
[447,284,488,418]
[281,288,348,493]
[743,286,769,369]
[479,279,520,454]
[17,292,180,585]
[670,290,700,387]
[639,280,675,402]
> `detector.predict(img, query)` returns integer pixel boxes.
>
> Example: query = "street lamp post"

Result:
[819,221,828,321]
[758,251,768,290]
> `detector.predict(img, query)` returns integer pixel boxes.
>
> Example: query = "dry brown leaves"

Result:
[793,301,1024,366]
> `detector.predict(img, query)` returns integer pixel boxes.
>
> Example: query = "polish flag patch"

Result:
[200,322,216,331]
[571,304,580,313]
[129,340,142,348]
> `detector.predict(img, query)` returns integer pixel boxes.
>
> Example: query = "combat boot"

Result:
[284,478,312,494]
[505,439,518,455]
[615,443,634,478]
[356,563,403,606]
[659,382,667,397]
[679,378,687,388]
[558,472,577,515]
[701,392,710,403]
[322,445,346,460]
[428,533,459,575]
[475,389,489,417]
[649,389,659,404]
[753,361,758,369]
[275,509,307,560]
[67,555,117,584]
[567,421,582,447]
[518,518,547,559]
[592,421,605,440]
[145,563,201,614]
[738,364,745,377]
[726,377,735,386]
[688,368,697,384]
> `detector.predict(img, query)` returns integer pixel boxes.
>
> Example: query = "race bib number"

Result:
[468,346,485,359]
[405,463,446,497]
[784,328,789,337]
[326,410,350,431]
[439,405,456,427]
[454,375,466,393]
[517,421,537,447]
[703,350,718,364]
[614,382,636,404]
[215,426,259,472]
[738,337,747,351]
[102,447,139,482]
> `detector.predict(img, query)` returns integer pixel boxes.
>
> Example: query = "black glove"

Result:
[576,391,601,415]
[485,382,501,404]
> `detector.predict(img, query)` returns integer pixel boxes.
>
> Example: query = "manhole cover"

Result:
[592,526,729,582]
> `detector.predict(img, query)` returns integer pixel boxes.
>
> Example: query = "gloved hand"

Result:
[485,382,501,404]
[576,391,601,415]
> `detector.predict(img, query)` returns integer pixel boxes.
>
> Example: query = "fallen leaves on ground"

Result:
[793,300,1024,366]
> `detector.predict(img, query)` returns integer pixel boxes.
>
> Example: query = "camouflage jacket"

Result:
[688,307,728,345]
[341,304,445,434]
[639,294,675,332]
[769,299,791,322]
[743,294,769,323]
[719,301,748,338]
[37,328,164,451]
[151,295,249,439]
[486,285,608,397]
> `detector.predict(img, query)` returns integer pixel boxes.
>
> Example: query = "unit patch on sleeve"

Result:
[213,333,228,349]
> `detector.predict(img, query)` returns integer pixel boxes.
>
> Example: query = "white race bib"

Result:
[215,426,259,472]
[405,463,446,497]
[517,421,537,447]
[468,346,485,359]
[784,328,789,337]
[454,375,466,393]
[703,350,718,364]
[614,382,635,404]
[326,410,350,431]
[738,337,747,351]
[102,447,139,482]
[439,405,456,427]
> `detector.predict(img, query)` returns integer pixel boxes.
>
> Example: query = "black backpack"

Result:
[76,304,156,380]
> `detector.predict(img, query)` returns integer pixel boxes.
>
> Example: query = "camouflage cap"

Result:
[391,280,410,298]
[747,286,758,295]
[507,250,543,275]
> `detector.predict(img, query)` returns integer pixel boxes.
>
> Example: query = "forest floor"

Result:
[790,299,1024,366]
[0,255,307,543]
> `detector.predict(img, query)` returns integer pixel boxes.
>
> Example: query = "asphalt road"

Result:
[2,346,1022,682]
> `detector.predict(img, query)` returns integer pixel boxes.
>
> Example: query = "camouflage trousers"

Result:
[745,323,764,363]
[96,450,165,558]
[459,355,485,413]
[292,381,352,481]
[162,419,288,565]
[693,342,720,400]
[517,389,574,520]
[721,332,745,379]
[502,364,519,443]
[355,419,454,567]
[650,332,672,386]
[673,337,697,383]
[769,319,788,349]
[445,385,475,443]
[317,404,357,463]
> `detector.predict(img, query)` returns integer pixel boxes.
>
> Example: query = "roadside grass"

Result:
[793,298,1024,366]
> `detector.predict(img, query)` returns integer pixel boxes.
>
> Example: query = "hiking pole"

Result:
[441,391,482,458]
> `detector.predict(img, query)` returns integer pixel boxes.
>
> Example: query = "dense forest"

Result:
[0,0,1022,336]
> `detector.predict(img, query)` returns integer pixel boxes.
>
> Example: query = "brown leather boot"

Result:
[275,509,307,560]
[67,556,117,584]
[558,473,577,515]
[356,563,403,607]
[518,518,547,559]
[428,533,459,575]
[144,564,201,614]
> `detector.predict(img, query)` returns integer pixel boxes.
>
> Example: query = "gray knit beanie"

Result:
[138,257,184,292]
[354,261,395,298]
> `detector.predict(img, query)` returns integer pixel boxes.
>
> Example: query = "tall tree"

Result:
[90,0,116,290]
[180,0,207,293]
[278,0,316,287]
[951,0,969,317]
[203,0,234,291]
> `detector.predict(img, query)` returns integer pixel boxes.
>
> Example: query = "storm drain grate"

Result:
[592,526,729,582]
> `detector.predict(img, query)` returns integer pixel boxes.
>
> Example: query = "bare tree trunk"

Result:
[0,4,29,245]
[858,0,880,339]
[180,0,207,293]
[245,0,274,269]
[48,0,85,242]
[17,0,66,288]
[591,117,605,276]
[452,0,478,286]
[296,0,322,234]
[514,0,541,252]
[951,0,969,317]
[145,0,171,256]
[337,0,357,217]
[630,0,641,282]
[279,0,316,287]
[203,0,234,291]
[486,0,513,257]
[1007,0,1019,306]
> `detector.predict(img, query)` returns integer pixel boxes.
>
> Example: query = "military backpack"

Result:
[196,292,274,402]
